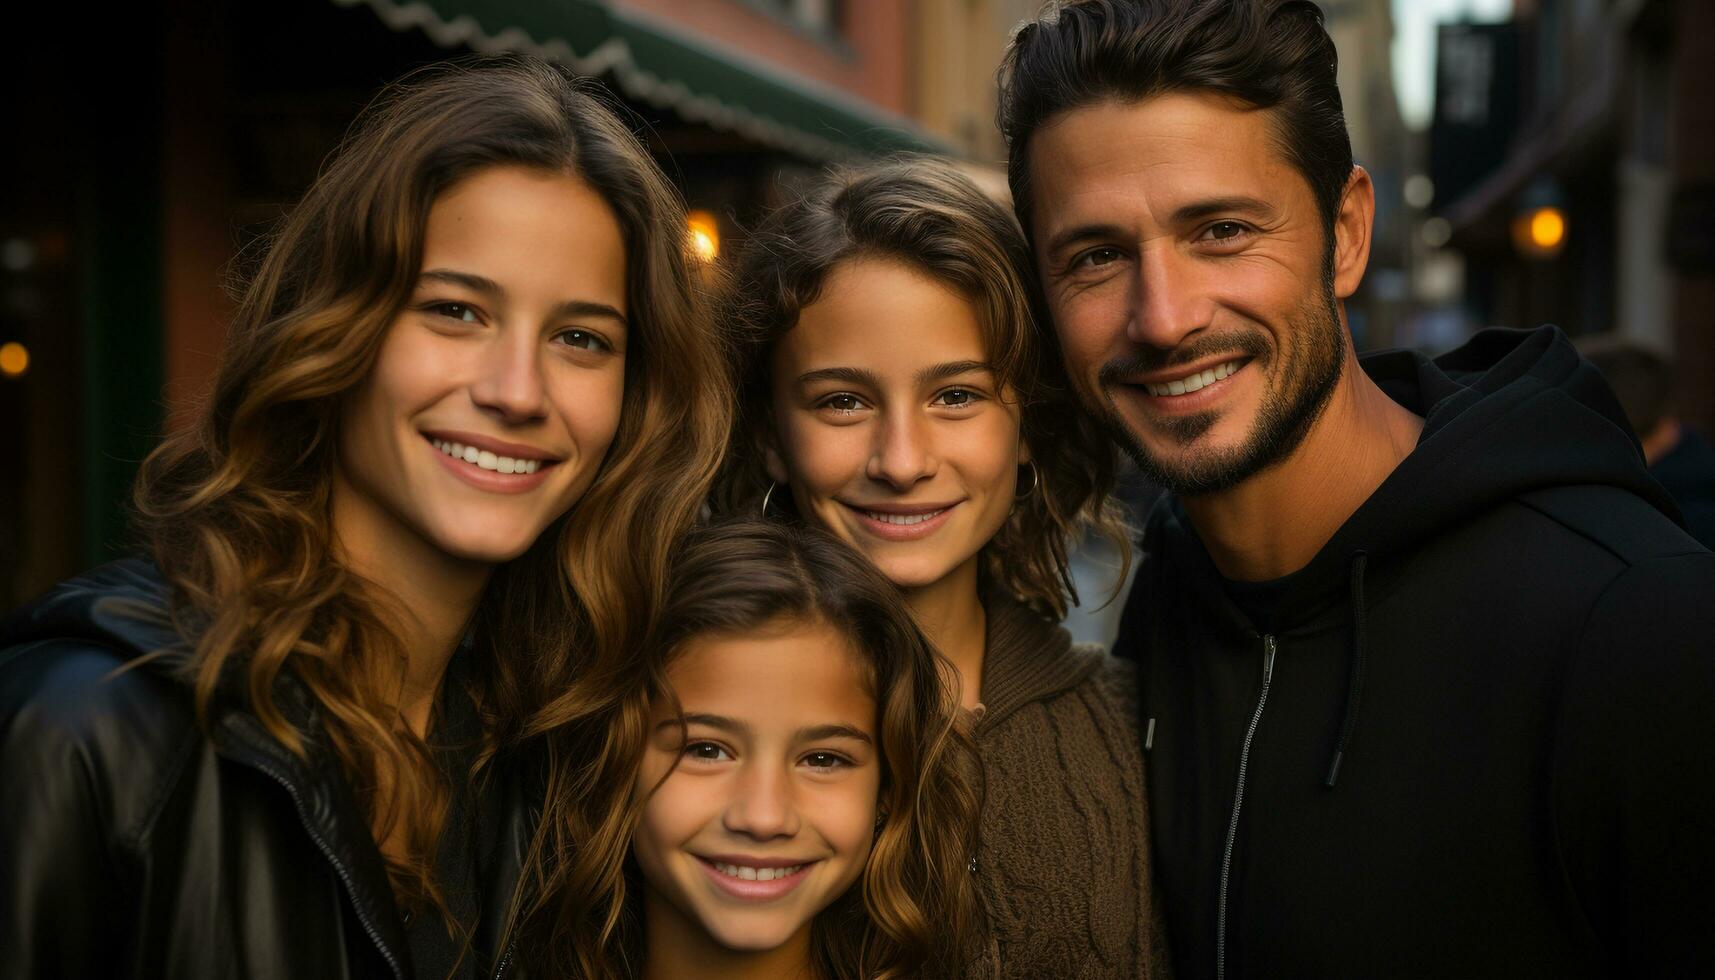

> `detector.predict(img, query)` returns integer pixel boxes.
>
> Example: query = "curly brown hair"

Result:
[525,519,983,979]
[715,157,1128,618]
[131,55,731,925]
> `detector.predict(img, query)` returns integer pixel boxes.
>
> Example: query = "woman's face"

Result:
[633,617,881,957]
[765,256,1026,593]
[336,164,628,566]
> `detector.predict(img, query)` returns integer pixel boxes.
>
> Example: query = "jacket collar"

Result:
[207,673,412,980]
[974,591,1103,733]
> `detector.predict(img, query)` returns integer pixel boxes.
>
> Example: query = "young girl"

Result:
[523,519,980,979]
[720,159,1169,977]
[0,57,729,979]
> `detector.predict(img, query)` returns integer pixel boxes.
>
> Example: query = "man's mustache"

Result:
[1097,331,1270,386]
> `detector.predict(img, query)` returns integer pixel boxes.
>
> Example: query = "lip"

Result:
[840,500,961,542]
[695,855,817,902]
[1115,358,1251,417]
[420,428,563,462]
[424,434,557,494]
[1122,354,1252,388]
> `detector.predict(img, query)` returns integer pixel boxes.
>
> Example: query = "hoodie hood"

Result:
[1147,326,1682,788]
[1158,326,1679,632]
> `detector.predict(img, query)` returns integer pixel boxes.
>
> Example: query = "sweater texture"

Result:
[968,592,1170,979]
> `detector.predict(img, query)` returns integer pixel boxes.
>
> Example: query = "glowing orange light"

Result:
[0,341,27,378]
[1529,208,1565,249]
[688,210,720,262]
[1513,206,1567,258]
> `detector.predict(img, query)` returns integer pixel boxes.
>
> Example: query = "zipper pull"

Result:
[1144,717,1156,752]
[1263,635,1277,683]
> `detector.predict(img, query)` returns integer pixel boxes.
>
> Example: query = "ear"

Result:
[762,442,788,485]
[1331,165,1374,301]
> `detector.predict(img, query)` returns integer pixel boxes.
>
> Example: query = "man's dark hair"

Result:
[998,0,1353,241]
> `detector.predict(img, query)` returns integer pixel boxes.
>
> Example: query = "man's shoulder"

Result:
[1512,483,1708,568]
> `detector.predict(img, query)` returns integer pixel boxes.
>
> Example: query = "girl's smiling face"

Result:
[632,616,881,958]
[764,256,1027,594]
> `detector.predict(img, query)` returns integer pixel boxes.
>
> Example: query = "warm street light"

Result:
[688,210,720,262]
[0,341,28,378]
[1513,205,1567,258]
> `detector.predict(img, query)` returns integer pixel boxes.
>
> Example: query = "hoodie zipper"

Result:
[1217,634,1276,980]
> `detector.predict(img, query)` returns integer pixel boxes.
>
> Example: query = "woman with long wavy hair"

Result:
[0,56,728,980]
[717,158,1169,977]
[521,518,981,979]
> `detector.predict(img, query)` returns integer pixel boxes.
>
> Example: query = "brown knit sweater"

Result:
[965,594,1170,979]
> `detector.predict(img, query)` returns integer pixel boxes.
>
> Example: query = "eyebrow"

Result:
[418,268,629,328]
[662,713,873,745]
[796,360,992,388]
[1043,196,1281,258]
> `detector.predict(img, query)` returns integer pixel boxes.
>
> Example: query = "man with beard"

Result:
[999,1,1715,978]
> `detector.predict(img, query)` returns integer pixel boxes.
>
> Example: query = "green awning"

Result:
[336,0,946,160]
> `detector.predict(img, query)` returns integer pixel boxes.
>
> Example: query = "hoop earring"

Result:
[761,481,779,517]
[1015,462,1040,499]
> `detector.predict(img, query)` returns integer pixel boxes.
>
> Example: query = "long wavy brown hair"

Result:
[132,55,731,922]
[715,157,1128,618]
[523,519,982,979]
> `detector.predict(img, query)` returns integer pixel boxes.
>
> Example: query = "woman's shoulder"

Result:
[1,560,202,809]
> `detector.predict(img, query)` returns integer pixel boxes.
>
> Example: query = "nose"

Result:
[469,327,548,424]
[866,409,937,490]
[1129,243,1214,350]
[723,761,800,841]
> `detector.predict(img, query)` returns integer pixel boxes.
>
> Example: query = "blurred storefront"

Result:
[1428,0,1715,432]
[1,0,1002,607]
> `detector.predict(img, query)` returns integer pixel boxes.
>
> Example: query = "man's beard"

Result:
[1090,277,1346,497]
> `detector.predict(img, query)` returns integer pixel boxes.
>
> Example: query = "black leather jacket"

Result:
[0,559,534,979]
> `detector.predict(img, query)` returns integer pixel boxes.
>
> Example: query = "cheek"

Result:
[633,762,704,864]
[1051,295,1123,378]
[549,365,627,458]
[777,414,866,495]
[813,770,882,869]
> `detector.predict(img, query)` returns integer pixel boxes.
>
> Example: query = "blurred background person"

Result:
[1579,336,1715,548]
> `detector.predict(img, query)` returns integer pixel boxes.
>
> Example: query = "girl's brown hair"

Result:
[528,519,982,979]
[132,55,731,920]
[716,157,1127,618]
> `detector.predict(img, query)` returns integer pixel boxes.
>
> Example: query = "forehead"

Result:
[666,618,875,726]
[1026,92,1306,233]
[778,256,988,374]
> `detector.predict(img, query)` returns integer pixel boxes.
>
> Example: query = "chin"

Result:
[703,916,805,953]
[427,523,544,565]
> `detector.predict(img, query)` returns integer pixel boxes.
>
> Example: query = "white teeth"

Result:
[430,439,543,475]
[864,509,946,526]
[712,862,804,882]
[1145,359,1241,397]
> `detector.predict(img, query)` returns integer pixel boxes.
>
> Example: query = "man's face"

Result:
[1028,93,1359,495]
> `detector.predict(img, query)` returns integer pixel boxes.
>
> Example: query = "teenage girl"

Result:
[721,158,1169,977]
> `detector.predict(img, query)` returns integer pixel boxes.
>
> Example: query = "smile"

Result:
[431,438,544,475]
[710,861,805,881]
[842,501,960,542]
[863,508,947,526]
[695,856,816,901]
[1142,358,1246,397]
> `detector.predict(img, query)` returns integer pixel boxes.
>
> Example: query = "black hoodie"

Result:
[1115,327,1715,979]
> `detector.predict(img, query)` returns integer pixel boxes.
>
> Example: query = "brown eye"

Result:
[821,393,865,414]
[802,751,849,769]
[1207,222,1247,241]
[428,302,481,323]
[555,329,611,353]
[684,741,731,762]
